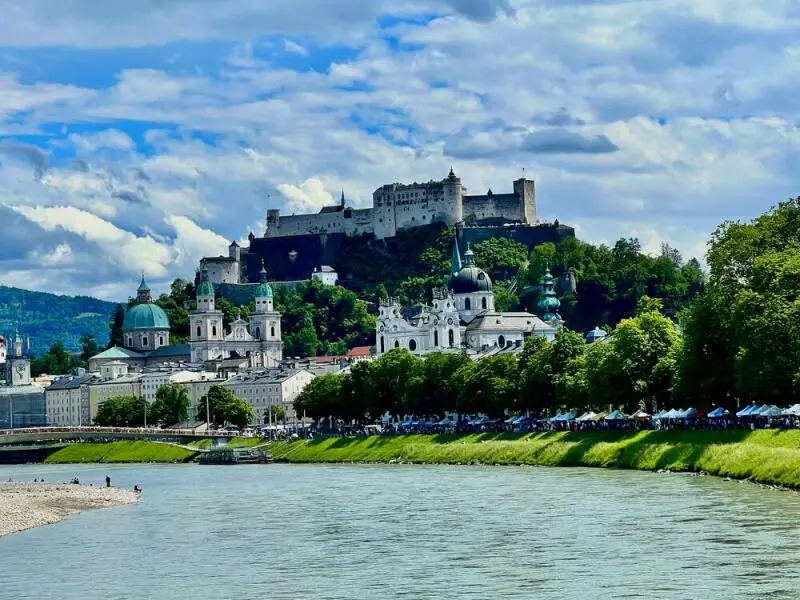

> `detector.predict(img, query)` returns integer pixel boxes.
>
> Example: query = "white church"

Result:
[189,261,283,366]
[376,237,560,356]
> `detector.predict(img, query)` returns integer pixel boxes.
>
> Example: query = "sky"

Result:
[1,0,799,301]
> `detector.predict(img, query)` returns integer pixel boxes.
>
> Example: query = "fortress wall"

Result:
[464,194,522,224]
[266,211,348,238]
[342,208,376,237]
[201,259,239,285]
[394,200,453,232]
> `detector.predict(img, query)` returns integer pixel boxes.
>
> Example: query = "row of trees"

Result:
[294,296,680,421]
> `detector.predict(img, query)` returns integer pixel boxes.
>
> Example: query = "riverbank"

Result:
[45,440,197,464]
[0,482,139,537]
[270,430,800,488]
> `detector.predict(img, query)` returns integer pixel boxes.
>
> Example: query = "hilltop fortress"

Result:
[199,169,573,297]
[265,168,536,240]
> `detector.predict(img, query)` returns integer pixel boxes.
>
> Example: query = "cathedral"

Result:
[376,237,560,356]
[189,262,283,366]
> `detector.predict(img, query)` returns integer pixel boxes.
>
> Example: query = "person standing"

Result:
[105,475,111,488]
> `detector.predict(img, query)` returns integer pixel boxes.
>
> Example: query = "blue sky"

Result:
[1,0,800,300]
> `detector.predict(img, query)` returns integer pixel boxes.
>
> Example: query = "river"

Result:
[0,463,798,599]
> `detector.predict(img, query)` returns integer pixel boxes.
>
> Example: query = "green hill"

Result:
[0,286,116,355]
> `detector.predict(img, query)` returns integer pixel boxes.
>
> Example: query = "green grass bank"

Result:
[270,430,800,488]
[45,441,198,464]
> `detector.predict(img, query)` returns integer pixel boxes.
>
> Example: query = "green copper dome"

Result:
[196,267,215,297]
[537,266,561,322]
[123,303,170,331]
[255,260,273,297]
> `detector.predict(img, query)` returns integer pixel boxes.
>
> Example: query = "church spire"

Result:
[341,189,345,208]
[450,234,462,276]
[136,272,152,304]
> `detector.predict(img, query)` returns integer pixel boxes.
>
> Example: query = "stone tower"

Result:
[189,267,225,362]
[442,167,464,225]
[513,178,536,224]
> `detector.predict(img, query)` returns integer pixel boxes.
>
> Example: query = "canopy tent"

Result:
[631,410,650,420]
[437,417,455,426]
[758,405,784,418]
[736,404,761,418]
[549,412,576,423]
[575,411,598,422]
[605,410,628,421]
[590,412,607,421]
[661,408,681,420]
[782,404,800,416]
[468,416,489,426]
[653,410,669,420]
[707,407,730,418]
[678,407,699,419]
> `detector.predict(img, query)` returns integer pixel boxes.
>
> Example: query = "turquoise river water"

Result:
[1,463,799,599]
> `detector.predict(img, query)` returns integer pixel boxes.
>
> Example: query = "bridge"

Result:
[0,426,234,446]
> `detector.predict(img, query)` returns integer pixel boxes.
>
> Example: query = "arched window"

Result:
[255,327,261,339]
[498,335,506,348]
[481,297,487,310]
[380,336,385,353]
[196,326,201,337]
[270,326,275,337]
[448,329,455,347]
[409,339,417,351]
[434,330,439,347]
[212,326,217,337]
[465,298,471,310]
[142,336,149,347]
[394,340,400,348]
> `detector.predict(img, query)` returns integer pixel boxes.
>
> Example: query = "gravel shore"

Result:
[0,482,140,537]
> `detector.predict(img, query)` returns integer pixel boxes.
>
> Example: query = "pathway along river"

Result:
[1,463,799,599]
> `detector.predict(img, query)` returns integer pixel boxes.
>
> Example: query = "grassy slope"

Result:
[45,441,197,464]
[270,430,800,487]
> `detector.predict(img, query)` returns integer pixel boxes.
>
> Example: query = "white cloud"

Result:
[277,178,335,213]
[283,40,308,56]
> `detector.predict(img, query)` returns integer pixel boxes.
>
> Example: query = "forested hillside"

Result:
[0,286,114,354]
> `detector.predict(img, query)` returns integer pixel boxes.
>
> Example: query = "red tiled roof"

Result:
[347,346,373,358]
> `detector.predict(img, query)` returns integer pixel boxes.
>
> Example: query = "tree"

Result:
[472,237,529,281]
[31,341,77,376]
[80,334,99,363]
[294,373,345,422]
[94,395,146,427]
[151,384,191,426]
[108,304,126,348]
[198,385,253,430]
[265,404,286,423]
[456,354,518,417]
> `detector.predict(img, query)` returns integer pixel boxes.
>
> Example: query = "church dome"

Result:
[448,266,493,293]
[123,303,170,331]
[197,279,215,297]
[255,282,273,298]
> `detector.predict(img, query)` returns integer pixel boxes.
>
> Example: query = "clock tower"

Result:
[5,329,31,387]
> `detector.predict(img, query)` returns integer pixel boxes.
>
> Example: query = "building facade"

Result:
[222,367,315,426]
[0,329,46,428]
[45,372,94,426]
[376,238,557,357]
[189,264,283,365]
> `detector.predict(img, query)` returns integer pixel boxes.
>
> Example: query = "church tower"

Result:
[189,267,224,362]
[248,260,283,364]
[5,328,31,387]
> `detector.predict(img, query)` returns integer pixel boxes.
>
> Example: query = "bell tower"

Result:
[5,328,31,387]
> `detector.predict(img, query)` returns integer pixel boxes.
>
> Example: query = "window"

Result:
[449,329,455,347]
[482,297,487,310]
[394,340,400,348]
[498,335,506,348]
[409,339,417,351]
[465,298,471,310]
[212,326,217,336]
[270,326,275,337]
[434,330,439,346]
[142,336,149,347]
[159,336,164,346]
[255,327,261,339]
[380,336,385,353]
[196,326,201,337]
[127,336,133,347]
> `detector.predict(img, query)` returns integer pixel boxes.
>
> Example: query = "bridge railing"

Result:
[0,426,234,438]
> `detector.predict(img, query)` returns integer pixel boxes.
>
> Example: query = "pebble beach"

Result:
[0,482,139,537]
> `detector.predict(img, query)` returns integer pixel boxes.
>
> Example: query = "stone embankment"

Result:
[0,482,139,537]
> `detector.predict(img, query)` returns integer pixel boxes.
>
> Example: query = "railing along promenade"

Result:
[0,426,234,445]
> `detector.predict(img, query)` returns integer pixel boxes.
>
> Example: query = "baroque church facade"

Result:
[189,262,283,366]
[376,237,560,356]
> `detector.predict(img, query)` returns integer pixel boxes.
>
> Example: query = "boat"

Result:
[198,447,273,465]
